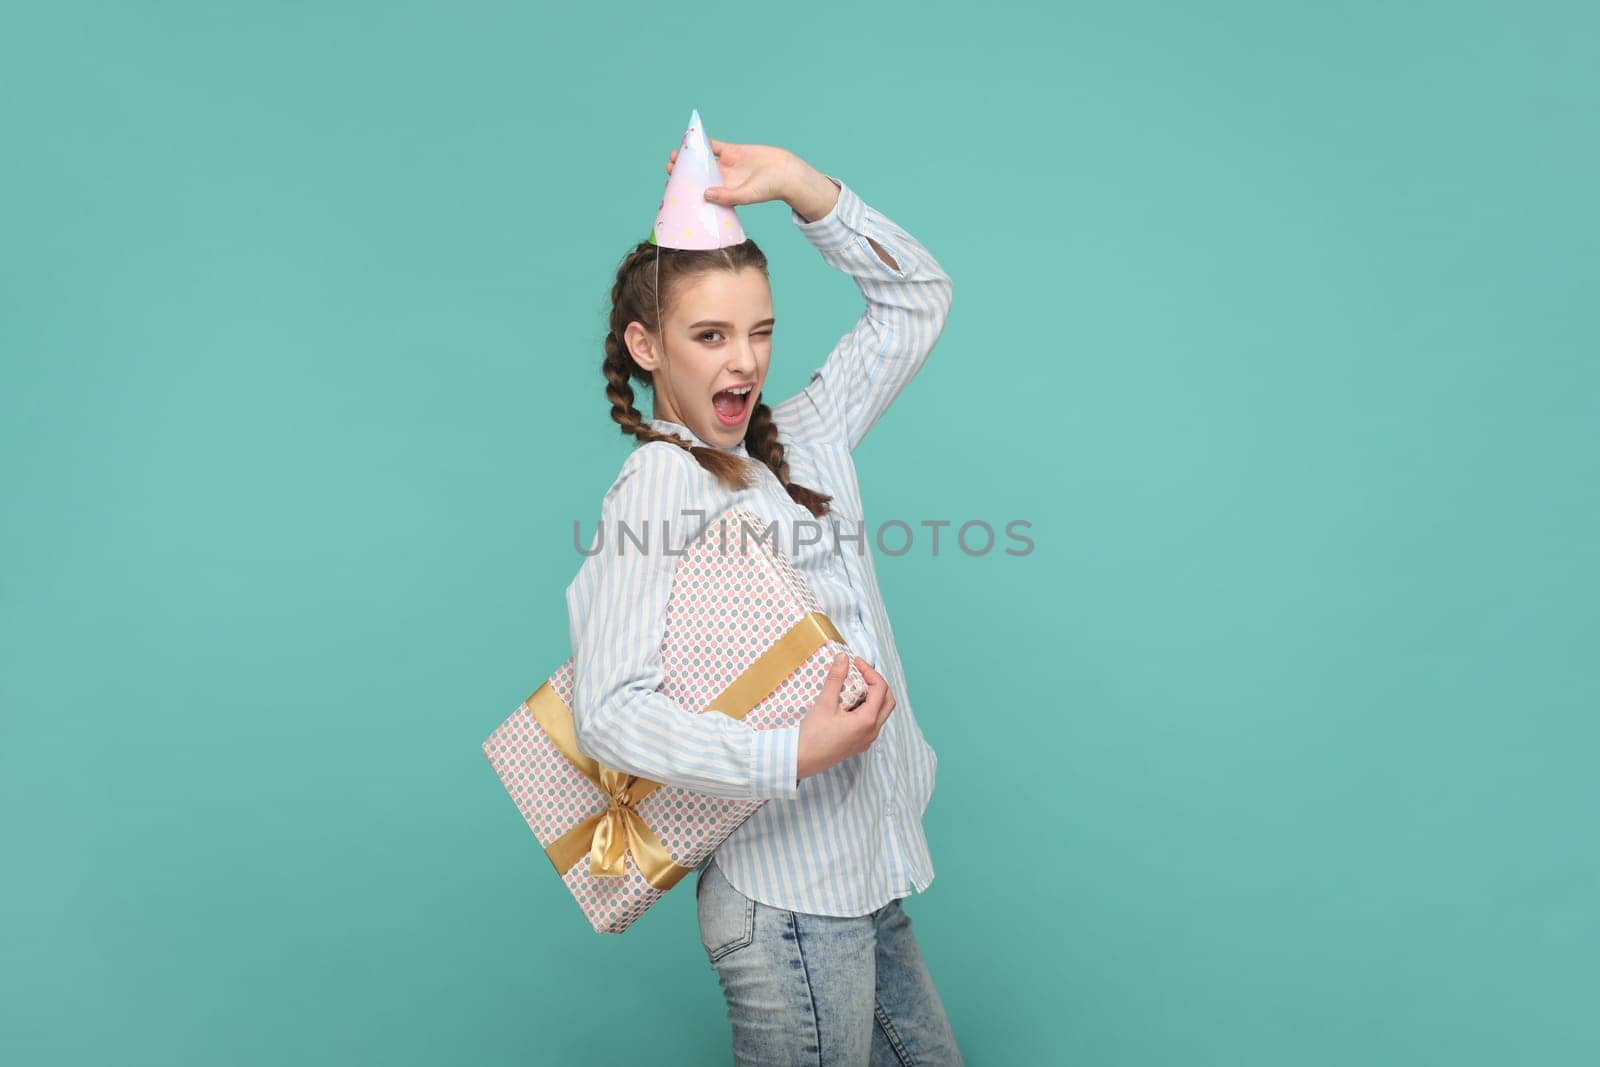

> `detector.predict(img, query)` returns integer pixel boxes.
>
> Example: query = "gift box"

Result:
[483,505,868,934]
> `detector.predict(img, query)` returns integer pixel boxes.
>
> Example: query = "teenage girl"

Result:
[564,136,962,1065]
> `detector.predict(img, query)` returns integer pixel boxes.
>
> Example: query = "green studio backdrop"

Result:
[2,2,1596,1064]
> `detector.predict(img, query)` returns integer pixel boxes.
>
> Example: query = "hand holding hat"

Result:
[666,137,799,209]
[649,109,838,248]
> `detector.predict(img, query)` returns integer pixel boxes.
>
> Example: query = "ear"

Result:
[624,320,662,371]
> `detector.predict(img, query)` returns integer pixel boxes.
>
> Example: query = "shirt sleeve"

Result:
[772,175,955,452]
[564,443,801,801]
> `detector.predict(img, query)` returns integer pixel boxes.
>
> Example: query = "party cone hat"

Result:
[649,109,747,250]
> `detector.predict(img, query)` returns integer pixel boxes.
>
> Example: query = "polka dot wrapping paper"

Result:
[482,505,869,934]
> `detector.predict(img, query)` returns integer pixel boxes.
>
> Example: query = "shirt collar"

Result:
[647,417,749,457]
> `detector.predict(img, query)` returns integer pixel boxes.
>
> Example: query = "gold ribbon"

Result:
[527,610,846,890]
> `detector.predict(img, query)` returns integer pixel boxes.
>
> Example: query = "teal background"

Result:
[3,2,1595,1063]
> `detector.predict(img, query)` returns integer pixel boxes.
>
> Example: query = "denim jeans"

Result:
[695,856,964,1066]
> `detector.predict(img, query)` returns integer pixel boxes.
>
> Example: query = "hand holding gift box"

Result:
[483,505,871,934]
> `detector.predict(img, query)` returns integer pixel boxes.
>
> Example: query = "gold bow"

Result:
[526,610,846,890]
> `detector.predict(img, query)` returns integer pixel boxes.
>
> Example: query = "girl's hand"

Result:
[795,654,896,781]
[666,138,804,209]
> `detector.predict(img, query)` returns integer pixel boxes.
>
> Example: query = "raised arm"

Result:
[564,443,800,801]
[772,175,955,452]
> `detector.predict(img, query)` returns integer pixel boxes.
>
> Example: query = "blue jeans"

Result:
[696,857,964,1066]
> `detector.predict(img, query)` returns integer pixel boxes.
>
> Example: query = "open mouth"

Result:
[712,385,755,426]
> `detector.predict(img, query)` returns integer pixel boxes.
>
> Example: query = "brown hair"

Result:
[601,239,833,519]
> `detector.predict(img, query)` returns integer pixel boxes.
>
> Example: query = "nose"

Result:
[727,336,758,374]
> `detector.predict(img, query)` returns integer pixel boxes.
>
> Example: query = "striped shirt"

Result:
[564,175,954,917]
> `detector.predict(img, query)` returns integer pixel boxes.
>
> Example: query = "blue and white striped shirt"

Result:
[565,175,954,917]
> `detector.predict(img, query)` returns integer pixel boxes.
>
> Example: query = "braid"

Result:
[601,327,689,451]
[744,398,833,519]
[600,236,833,513]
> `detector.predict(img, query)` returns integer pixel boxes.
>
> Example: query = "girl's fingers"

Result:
[853,658,895,728]
[874,690,895,730]
[704,182,749,205]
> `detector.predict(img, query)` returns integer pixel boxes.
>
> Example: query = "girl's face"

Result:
[627,267,774,451]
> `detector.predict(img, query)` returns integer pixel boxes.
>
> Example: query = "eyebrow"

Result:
[686,318,776,330]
